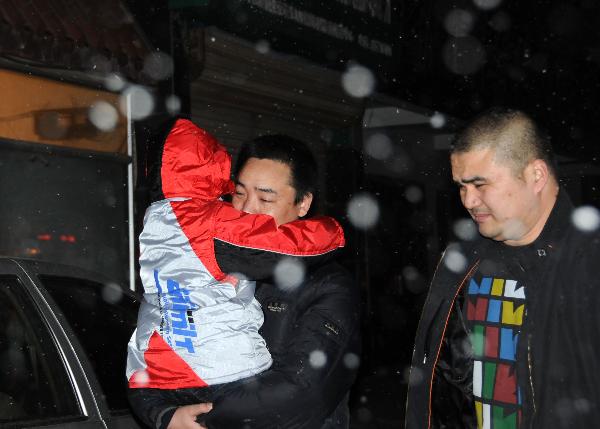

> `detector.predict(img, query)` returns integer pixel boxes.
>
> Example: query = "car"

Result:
[0,257,142,428]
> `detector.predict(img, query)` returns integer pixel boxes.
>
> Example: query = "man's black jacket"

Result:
[405,191,600,428]
[205,248,361,428]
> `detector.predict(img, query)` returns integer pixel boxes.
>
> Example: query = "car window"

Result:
[0,276,82,425]
[40,275,139,415]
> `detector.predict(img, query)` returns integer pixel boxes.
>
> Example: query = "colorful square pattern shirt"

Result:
[465,264,526,429]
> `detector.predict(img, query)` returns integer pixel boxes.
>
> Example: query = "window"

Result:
[0,276,81,425]
[40,276,139,414]
[0,145,130,285]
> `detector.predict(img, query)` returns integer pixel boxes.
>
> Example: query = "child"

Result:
[126,118,344,427]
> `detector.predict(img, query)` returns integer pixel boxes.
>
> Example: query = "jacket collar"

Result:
[529,189,573,251]
[469,189,573,259]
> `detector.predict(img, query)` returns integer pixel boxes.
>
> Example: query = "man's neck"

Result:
[504,182,559,247]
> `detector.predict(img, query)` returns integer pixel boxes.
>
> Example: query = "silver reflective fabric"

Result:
[126,199,272,385]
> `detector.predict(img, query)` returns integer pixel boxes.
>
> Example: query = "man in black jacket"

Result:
[406,108,600,428]
[136,134,361,429]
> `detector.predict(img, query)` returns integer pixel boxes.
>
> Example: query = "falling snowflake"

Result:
[89,101,118,132]
[347,193,380,230]
[341,65,375,98]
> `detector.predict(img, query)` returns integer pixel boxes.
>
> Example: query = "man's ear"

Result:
[297,192,313,218]
[529,159,549,193]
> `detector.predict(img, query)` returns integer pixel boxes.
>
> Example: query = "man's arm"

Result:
[127,388,211,429]
[204,265,361,428]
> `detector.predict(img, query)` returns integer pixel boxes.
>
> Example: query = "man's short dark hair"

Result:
[452,107,557,177]
[234,134,318,204]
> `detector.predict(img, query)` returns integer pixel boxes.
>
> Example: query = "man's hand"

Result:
[167,403,213,429]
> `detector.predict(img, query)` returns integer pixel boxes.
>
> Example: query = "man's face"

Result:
[451,147,540,245]
[232,157,312,226]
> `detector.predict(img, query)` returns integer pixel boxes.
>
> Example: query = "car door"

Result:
[0,258,106,428]
[25,262,142,429]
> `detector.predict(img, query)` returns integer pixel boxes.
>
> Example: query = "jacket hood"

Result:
[159,118,234,200]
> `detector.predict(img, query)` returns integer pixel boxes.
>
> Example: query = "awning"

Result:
[0,0,153,83]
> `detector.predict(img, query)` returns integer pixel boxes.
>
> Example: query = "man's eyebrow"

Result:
[256,187,277,194]
[234,180,277,194]
[454,176,487,185]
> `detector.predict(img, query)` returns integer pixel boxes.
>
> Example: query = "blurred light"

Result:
[320,129,334,143]
[473,0,502,10]
[503,219,527,240]
[405,186,423,204]
[347,193,380,230]
[102,282,123,304]
[34,111,70,139]
[403,266,427,294]
[571,205,600,232]
[442,36,486,75]
[228,272,249,282]
[444,248,467,273]
[574,398,592,413]
[59,234,76,243]
[104,73,126,92]
[469,331,483,353]
[403,266,419,282]
[105,195,117,207]
[166,95,182,115]
[489,11,511,32]
[389,151,413,175]
[119,86,155,120]
[309,350,327,368]
[143,51,174,81]
[274,258,306,291]
[89,101,119,132]
[479,258,500,276]
[430,112,446,129]
[461,337,473,355]
[444,9,475,37]
[25,247,40,256]
[131,370,149,387]
[364,133,393,160]
[341,65,376,98]
[37,234,52,241]
[255,39,270,54]
[407,366,424,385]
[453,218,478,241]
[343,353,360,369]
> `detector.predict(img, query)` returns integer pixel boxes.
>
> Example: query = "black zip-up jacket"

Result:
[406,191,600,428]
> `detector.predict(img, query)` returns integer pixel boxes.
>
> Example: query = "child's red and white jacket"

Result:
[126,118,344,389]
